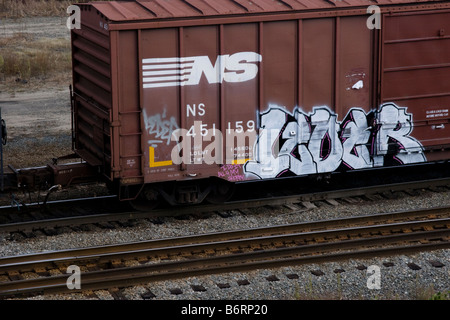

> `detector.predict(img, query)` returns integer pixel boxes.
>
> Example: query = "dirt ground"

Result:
[0,16,69,39]
[0,89,72,168]
[0,17,72,168]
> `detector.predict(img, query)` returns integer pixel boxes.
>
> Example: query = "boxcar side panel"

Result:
[140,28,183,183]
[137,14,380,183]
[261,20,298,112]
[181,25,221,176]
[116,30,143,183]
[222,23,260,167]
[301,18,335,113]
[337,16,373,117]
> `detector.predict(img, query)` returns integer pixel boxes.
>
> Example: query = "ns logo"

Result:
[142,52,262,89]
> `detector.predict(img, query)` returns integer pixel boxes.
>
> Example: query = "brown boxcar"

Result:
[71,0,450,204]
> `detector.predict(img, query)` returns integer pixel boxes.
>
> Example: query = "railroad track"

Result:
[0,194,120,232]
[1,206,449,298]
[2,176,450,236]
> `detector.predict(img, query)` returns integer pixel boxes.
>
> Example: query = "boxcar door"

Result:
[379,9,450,163]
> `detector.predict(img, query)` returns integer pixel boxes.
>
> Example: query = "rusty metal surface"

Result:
[71,6,113,178]
[71,0,450,192]
[381,10,450,148]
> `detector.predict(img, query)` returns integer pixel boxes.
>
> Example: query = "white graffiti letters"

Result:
[280,116,315,175]
[341,109,372,170]
[244,103,426,179]
[245,107,289,179]
[309,108,343,173]
[376,103,426,164]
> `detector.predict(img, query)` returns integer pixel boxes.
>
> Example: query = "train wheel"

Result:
[129,186,160,211]
[205,180,235,204]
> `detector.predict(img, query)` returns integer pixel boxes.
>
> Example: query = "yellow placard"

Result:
[149,146,173,167]
[231,158,251,165]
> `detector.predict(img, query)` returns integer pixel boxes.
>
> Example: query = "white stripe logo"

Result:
[142,52,262,89]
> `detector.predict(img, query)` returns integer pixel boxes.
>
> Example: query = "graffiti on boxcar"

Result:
[218,164,246,182]
[143,108,179,147]
[244,103,426,179]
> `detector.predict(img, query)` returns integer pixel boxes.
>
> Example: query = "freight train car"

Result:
[69,0,450,206]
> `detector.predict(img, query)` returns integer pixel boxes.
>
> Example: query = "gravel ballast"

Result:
[1,187,449,300]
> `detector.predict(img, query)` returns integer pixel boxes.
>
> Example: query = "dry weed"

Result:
[0,0,91,18]
[0,33,71,91]
[0,0,113,92]
[0,35,71,75]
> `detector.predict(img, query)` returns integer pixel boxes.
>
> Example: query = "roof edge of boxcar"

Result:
[84,0,450,25]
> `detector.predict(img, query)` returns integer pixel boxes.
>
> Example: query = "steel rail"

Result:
[0,228,449,297]
[1,176,450,234]
[0,206,449,273]
[0,195,117,211]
